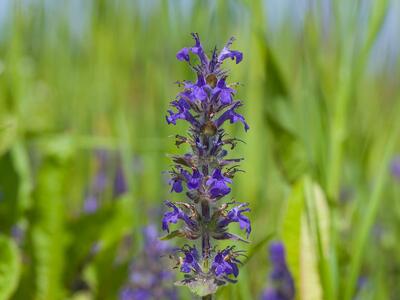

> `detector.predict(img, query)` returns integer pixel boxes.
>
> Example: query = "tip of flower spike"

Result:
[269,242,287,265]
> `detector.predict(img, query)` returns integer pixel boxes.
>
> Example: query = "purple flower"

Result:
[206,169,232,198]
[261,242,295,300]
[162,201,195,233]
[184,169,202,190]
[176,47,190,62]
[213,78,235,105]
[11,225,25,246]
[83,195,98,213]
[212,247,242,278]
[391,156,400,179]
[169,177,183,193]
[218,37,243,64]
[215,101,249,131]
[179,245,202,274]
[176,33,208,66]
[113,165,127,197]
[218,203,251,237]
[166,98,197,126]
[182,74,208,102]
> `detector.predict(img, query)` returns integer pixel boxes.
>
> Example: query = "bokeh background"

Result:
[0,0,400,299]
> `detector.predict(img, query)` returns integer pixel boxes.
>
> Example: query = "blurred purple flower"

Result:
[391,156,400,179]
[114,165,128,197]
[83,150,129,214]
[261,242,295,300]
[119,224,177,300]
[11,225,25,246]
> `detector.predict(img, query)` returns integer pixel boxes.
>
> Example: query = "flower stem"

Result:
[201,200,211,261]
[202,295,212,300]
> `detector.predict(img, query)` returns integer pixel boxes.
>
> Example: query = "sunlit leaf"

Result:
[0,235,21,300]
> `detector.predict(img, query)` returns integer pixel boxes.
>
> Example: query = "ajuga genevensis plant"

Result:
[161,33,251,299]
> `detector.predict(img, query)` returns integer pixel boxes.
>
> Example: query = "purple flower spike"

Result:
[162,201,195,233]
[163,34,250,296]
[261,242,295,300]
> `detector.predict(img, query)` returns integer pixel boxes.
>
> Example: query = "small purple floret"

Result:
[218,203,251,237]
[162,201,194,232]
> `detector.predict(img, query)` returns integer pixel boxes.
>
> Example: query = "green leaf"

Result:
[0,115,18,157]
[160,230,184,240]
[280,179,305,298]
[0,235,21,300]
[31,141,73,300]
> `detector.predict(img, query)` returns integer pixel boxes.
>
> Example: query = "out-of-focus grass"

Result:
[0,0,399,299]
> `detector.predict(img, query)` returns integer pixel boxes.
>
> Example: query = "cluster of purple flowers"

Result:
[261,242,295,300]
[119,225,177,300]
[161,33,250,296]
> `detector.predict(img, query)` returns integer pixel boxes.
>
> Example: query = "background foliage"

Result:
[0,0,399,299]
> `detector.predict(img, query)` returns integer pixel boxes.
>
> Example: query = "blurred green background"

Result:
[0,0,400,299]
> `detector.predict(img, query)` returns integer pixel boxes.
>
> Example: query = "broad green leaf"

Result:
[0,235,21,300]
[31,137,74,300]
